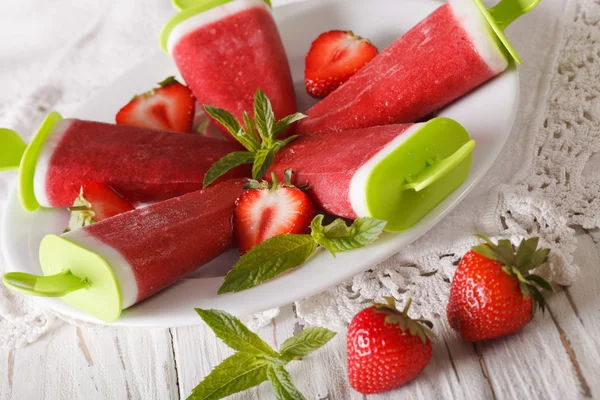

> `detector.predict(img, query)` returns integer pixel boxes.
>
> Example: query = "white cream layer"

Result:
[167,0,270,55]
[62,229,139,309]
[33,119,73,208]
[349,124,423,218]
[449,0,509,74]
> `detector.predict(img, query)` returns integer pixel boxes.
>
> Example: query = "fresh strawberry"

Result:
[65,182,135,232]
[234,170,316,254]
[116,76,195,133]
[347,298,434,394]
[305,30,378,98]
[447,236,554,342]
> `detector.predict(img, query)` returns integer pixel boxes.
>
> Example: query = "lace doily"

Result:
[0,0,596,344]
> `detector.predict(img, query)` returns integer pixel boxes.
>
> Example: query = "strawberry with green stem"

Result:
[347,297,434,394]
[203,89,307,188]
[188,308,335,400]
[220,214,387,294]
[447,235,554,342]
[64,182,135,232]
[235,170,316,254]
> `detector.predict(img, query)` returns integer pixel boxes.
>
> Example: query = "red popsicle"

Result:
[162,0,297,141]
[297,0,509,136]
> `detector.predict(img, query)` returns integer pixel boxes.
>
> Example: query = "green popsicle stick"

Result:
[364,117,474,232]
[18,112,63,212]
[161,0,272,53]
[400,140,476,192]
[474,0,541,65]
[0,129,27,172]
[3,270,89,297]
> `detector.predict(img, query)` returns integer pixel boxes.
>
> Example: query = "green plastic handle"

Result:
[400,140,476,192]
[473,0,541,65]
[0,129,27,172]
[488,0,541,30]
[2,269,89,298]
[161,0,272,52]
[171,0,271,11]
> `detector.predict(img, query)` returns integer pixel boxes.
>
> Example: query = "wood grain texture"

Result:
[0,324,178,399]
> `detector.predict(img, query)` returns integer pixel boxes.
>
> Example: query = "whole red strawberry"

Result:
[234,170,316,254]
[447,235,553,342]
[347,298,433,394]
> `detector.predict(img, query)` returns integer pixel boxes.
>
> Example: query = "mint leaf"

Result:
[203,151,255,188]
[274,113,307,136]
[267,365,305,400]
[218,235,317,294]
[195,309,279,357]
[254,89,276,141]
[311,216,387,256]
[272,135,298,153]
[188,352,269,400]
[252,148,275,179]
[279,327,336,360]
[204,105,242,139]
[243,111,260,144]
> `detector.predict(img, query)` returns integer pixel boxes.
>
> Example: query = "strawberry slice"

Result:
[234,171,317,254]
[65,182,135,232]
[305,30,378,99]
[116,76,195,133]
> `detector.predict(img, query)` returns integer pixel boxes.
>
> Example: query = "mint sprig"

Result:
[203,89,306,188]
[219,215,387,294]
[189,309,335,400]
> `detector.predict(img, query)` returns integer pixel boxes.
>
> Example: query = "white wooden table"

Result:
[0,228,597,399]
[1,0,599,398]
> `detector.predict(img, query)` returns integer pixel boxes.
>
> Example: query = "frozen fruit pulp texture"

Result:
[169,1,297,141]
[38,115,247,208]
[297,1,507,135]
[38,179,246,322]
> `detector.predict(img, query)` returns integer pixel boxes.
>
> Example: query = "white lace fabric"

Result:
[0,0,596,343]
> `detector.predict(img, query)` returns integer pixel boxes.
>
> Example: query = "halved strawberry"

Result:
[116,76,195,133]
[65,182,135,232]
[305,30,378,99]
[234,171,317,254]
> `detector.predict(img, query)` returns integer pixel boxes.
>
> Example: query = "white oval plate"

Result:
[2,0,518,326]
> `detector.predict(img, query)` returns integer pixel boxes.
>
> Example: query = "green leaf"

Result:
[203,152,255,188]
[515,237,537,270]
[232,128,261,153]
[495,239,515,265]
[188,352,269,400]
[158,76,178,87]
[243,111,260,144]
[263,0,272,8]
[254,89,276,141]
[272,135,298,153]
[266,365,305,400]
[310,217,387,256]
[526,274,554,292]
[273,113,307,137]
[530,248,551,269]
[472,245,501,262]
[204,105,243,141]
[528,285,546,314]
[218,235,318,294]
[195,309,279,357]
[279,327,336,361]
[252,148,275,179]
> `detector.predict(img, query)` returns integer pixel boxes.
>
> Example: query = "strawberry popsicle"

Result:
[268,118,475,231]
[161,0,297,141]
[2,179,246,322]
[297,0,509,136]
[12,112,247,211]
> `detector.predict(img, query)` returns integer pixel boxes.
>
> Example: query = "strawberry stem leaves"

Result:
[472,235,553,313]
[190,309,335,400]
[372,297,436,344]
[218,215,386,294]
[203,89,307,188]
